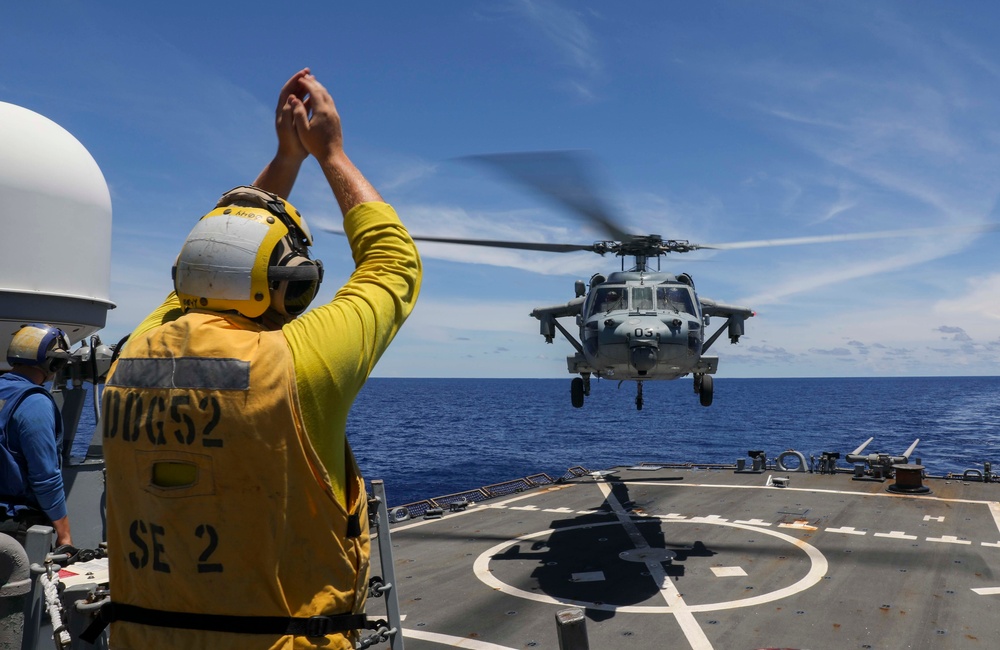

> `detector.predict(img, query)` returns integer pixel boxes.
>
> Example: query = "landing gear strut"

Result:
[694,374,714,407]
[636,381,644,410]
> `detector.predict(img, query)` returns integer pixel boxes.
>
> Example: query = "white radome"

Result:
[0,101,115,370]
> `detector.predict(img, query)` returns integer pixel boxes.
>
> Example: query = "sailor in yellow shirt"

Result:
[90,69,421,649]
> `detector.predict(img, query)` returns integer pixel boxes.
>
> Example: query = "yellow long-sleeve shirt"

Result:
[125,201,421,504]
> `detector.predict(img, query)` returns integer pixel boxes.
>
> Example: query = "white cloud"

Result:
[934,273,1000,324]
[513,0,602,76]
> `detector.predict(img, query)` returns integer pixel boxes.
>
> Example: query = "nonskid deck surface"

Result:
[367,466,1000,650]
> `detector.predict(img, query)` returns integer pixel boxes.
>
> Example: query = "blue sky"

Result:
[5,1,1000,379]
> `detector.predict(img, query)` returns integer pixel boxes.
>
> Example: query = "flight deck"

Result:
[369,464,1000,650]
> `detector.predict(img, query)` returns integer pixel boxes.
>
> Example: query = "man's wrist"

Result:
[273,151,308,169]
[316,150,351,174]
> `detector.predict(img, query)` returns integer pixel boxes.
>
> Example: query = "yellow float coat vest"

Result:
[102,311,368,649]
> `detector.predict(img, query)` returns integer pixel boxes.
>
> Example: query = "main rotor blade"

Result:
[410,234,597,254]
[700,222,1000,251]
[316,226,596,253]
[462,151,634,242]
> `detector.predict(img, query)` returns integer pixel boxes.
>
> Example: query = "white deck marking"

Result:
[382,474,1000,650]
[972,587,1000,596]
[778,520,818,531]
[711,567,747,577]
[595,479,714,650]
[626,479,1000,506]
[927,535,971,545]
[619,479,1000,545]
[734,518,771,526]
[472,518,828,615]
[924,515,945,522]
[403,628,520,649]
[470,480,827,650]
[988,501,1000,536]
[827,527,866,535]
[386,485,575,533]
[874,531,917,540]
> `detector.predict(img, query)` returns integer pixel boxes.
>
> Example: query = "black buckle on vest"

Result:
[306,615,330,638]
[286,613,367,637]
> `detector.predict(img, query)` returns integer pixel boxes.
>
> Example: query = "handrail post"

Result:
[371,480,405,650]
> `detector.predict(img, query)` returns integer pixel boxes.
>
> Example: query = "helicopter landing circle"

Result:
[472,518,828,613]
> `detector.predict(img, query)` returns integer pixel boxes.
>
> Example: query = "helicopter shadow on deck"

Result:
[490,475,716,622]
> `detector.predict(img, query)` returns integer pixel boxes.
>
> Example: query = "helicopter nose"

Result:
[631,345,657,372]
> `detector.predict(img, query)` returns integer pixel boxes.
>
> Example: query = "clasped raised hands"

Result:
[274,68,346,167]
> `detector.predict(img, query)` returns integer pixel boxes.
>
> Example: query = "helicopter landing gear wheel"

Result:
[636,381,644,410]
[571,377,585,408]
[698,374,714,407]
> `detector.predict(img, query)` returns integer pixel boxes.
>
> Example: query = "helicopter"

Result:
[323,151,1000,411]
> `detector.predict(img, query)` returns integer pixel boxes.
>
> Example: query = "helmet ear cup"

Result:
[46,355,69,375]
[267,239,324,317]
[48,330,71,374]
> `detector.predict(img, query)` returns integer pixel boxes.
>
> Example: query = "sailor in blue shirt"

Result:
[0,323,73,547]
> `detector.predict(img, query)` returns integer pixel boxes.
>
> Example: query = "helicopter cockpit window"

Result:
[657,285,697,315]
[632,287,655,311]
[593,286,627,313]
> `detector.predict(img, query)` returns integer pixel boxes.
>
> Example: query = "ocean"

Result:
[348,376,1000,507]
[73,376,1000,508]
